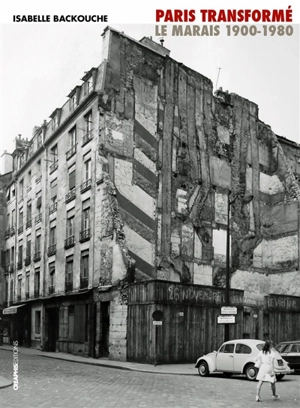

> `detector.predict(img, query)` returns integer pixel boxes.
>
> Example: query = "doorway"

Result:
[47,308,58,352]
[100,302,110,357]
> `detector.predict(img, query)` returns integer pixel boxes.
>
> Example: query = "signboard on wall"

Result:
[218,315,235,324]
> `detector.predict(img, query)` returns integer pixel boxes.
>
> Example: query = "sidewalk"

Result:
[0,345,197,376]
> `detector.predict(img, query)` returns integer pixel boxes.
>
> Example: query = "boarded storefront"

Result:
[264,294,300,344]
[127,280,244,364]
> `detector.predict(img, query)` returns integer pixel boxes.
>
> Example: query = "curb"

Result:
[0,376,13,389]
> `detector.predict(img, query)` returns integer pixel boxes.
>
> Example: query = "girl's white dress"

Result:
[256,350,276,383]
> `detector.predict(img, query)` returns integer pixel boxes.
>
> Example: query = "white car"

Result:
[195,339,294,381]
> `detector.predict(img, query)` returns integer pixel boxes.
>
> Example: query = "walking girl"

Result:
[255,340,280,402]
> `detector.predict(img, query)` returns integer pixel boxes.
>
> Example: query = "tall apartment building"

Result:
[2,27,300,363]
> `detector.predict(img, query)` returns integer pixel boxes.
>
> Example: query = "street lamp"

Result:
[224,192,254,342]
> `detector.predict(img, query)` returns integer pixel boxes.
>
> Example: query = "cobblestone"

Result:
[0,350,299,408]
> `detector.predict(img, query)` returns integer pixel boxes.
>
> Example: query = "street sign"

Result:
[218,315,235,324]
[153,321,162,326]
[221,306,237,315]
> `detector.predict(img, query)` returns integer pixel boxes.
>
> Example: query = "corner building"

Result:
[2,27,300,363]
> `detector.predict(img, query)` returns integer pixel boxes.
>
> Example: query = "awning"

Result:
[2,305,26,315]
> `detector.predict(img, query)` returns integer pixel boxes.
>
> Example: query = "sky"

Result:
[0,22,299,157]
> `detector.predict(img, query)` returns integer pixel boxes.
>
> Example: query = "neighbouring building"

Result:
[2,26,300,363]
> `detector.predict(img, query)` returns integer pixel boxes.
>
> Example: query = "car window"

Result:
[256,343,264,351]
[279,344,290,353]
[219,344,234,353]
[236,343,251,354]
[290,344,300,353]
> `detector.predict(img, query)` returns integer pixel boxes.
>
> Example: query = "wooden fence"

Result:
[127,280,244,364]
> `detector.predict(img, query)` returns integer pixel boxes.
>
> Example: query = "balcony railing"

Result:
[35,213,42,224]
[47,244,56,257]
[80,275,89,289]
[64,235,75,249]
[79,228,91,243]
[66,145,77,160]
[33,251,41,262]
[17,261,23,270]
[65,189,76,203]
[26,219,32,229]
[25,291,30,299]
[49,161,58,174]
[49,202,57,214]
[65,281,73,293]
[49,285,55,295]
[18,225,24,234]
[36,176,42,184]
[80,178,92,193]
[82,132,93,147]
[25,256,31,266]
[34,289,40,298]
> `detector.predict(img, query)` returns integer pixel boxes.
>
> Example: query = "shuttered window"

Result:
[69,170,76,190]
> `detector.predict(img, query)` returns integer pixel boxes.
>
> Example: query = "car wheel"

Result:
[276,374,285,381]
[244,364,257,381]
[198,361,209,377]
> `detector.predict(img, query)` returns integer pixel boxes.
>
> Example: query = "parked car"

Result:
[195,339,294,381]
[275,341,300,370]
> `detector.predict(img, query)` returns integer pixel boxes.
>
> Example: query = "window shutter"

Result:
[69,170,76,190]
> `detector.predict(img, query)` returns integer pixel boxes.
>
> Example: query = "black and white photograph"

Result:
[0,1,299,407]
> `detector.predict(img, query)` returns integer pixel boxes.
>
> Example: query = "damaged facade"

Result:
[2,26,300,362]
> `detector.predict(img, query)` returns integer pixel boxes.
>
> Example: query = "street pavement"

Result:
[0,347,299,408]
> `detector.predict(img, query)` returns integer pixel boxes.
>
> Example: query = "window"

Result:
[26,237,31,263]
[49,226,56,246]
[84,160,91,181]
[36,235,41,252]
[81,250,89,277]
[65,257,73,292]
[12,209,15,226]
[17,276,22,300]
[34,269,40,296]
[84,78,93,96]
[69,169,76,190]
[82,111,93,145]
[80,250,89,289]
[11,246,15,265]
[26,272,30,298]
[49,263,55,294]
[35,311,41,334]
[69,127,77,148]
[10,279,14,303]
[37,132,43,148]
[19,179,24,199]
[18,244,23,267]
[34,235,41,262]
[6,249,10,269]
[219,344,235,353]
[50,145,58,173]
[235,344,251,354]
[82,206,90,231]
[18,208,23,233]
[66,215,75,238]
[27,202,32,223]
[36,193,42,212]
[50,179,57,202]
[69,93,78,112]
